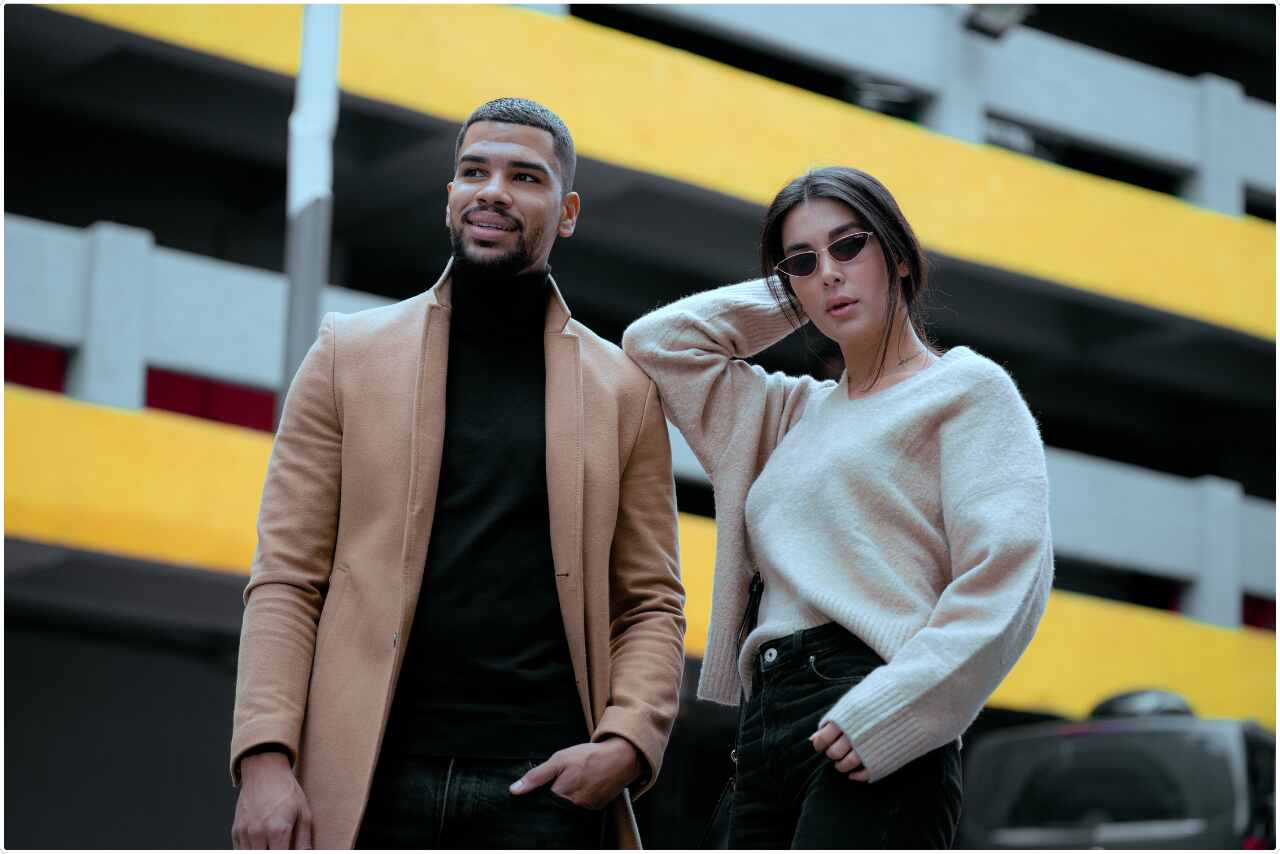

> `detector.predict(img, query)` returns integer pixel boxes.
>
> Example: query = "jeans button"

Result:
[763,648,778,664]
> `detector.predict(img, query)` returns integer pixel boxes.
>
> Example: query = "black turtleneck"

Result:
[381,262,586,761]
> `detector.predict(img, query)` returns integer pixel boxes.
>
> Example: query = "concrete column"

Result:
[64,222,153,409]
[921,7,987,144]
[1184,73,1245,216]
[1181,475,1244,627]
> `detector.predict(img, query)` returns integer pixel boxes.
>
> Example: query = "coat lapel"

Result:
[543,278,591,729]
[401,265,453,636]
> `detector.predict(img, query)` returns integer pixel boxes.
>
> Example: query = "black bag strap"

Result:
[734,573,764,660]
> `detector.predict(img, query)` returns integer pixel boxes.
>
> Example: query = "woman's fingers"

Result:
[812,722,870,779]
[809,721,843,753]
[824,735,853,761]
[833,748,862,773]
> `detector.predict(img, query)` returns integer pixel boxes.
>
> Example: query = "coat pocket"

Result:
[313,564,351,666]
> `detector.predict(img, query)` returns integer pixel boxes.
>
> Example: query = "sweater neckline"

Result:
[831,346,971,407]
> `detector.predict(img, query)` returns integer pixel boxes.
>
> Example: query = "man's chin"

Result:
[454,246,529,278]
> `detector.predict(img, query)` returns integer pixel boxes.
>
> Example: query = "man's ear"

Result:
[558,191,581,238]
[444,182,454,229]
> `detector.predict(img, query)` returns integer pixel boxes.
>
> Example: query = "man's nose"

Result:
[475,172,512,206]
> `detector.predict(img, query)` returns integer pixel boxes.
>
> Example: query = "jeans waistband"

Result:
[755,622,882,674]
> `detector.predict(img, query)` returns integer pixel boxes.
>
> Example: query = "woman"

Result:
[621,167,1053,849]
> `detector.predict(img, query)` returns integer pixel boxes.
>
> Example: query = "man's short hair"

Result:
[454,97,577,194]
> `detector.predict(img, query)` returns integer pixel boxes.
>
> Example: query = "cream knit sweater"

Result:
[622,279,1054,781]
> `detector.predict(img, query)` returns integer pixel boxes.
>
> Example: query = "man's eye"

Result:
[515,173,539,183]
[462,168,484,178]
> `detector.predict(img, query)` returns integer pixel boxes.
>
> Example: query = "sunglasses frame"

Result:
[774,231,875,279]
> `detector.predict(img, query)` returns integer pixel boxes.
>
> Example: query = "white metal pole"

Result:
[279,4,341,427]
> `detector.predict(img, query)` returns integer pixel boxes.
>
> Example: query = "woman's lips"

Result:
[827,298,858,317]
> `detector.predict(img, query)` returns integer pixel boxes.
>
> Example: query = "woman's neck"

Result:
[839,315,930,395]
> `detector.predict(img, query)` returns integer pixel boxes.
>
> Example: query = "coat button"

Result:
[763,648,778,664]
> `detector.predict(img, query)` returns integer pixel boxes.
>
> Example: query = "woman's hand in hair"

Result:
[810,721,871,782]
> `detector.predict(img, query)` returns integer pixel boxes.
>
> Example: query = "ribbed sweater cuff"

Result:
[696,624,742,706]
[819,679,932,781]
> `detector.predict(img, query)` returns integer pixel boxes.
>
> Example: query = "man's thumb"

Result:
[510,758,559,795]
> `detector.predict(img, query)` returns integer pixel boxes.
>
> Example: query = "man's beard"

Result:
[448,220,540,281]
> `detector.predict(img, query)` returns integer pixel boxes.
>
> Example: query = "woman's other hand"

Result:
[810,721,871,782]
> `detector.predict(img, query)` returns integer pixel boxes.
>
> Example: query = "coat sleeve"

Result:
[591,379,686,797]
[229,312,343,785]
[621,279,827,480]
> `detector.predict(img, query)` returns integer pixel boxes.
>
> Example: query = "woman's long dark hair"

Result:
[760,167,936,390]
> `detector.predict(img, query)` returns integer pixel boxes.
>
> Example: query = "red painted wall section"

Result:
[145,367,276,433]
[5,337,69,392]
[1243,595,1276,632]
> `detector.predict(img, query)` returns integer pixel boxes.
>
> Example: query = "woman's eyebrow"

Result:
[827,220,863,239]
[784,221,864,254]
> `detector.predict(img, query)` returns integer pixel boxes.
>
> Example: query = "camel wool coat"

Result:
[230,264,686,849]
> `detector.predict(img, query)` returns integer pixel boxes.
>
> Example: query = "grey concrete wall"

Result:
[1043,448,1202,583]
[5,214,391,394]
[1241,98,1278,192]
[633,5,1275,214]
[1241,499,1278,598]
[4,216,89,347]
[3,213,1274,628]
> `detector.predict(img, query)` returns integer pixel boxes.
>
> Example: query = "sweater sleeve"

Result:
[817,369,1054,781]
[621,279,829,479]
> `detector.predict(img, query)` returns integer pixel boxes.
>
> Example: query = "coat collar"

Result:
[425,257,574,335]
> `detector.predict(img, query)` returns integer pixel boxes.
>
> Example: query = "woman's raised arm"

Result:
[622,279,833,480]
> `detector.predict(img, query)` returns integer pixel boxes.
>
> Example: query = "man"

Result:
[230,97,685,849]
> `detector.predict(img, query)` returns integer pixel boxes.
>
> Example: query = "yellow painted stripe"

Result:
[994,589,1277,725]
[5,385,271,575]
[6,385,1275,727]
[59,4,1275,339]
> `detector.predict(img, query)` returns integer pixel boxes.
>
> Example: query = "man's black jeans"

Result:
[729,623,963,849]
[355,755,604,849]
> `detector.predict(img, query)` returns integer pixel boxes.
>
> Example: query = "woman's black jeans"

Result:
[729,623,963,849]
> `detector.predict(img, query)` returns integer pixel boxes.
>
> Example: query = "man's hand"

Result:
[232,750,314,849]
[509,737,642,810]
[811,721,871,782]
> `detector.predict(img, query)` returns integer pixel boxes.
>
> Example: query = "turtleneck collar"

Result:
[448,258,550,339]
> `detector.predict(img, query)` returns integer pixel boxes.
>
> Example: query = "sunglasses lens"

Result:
[830,232,870,262]
[778,253,818,277]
